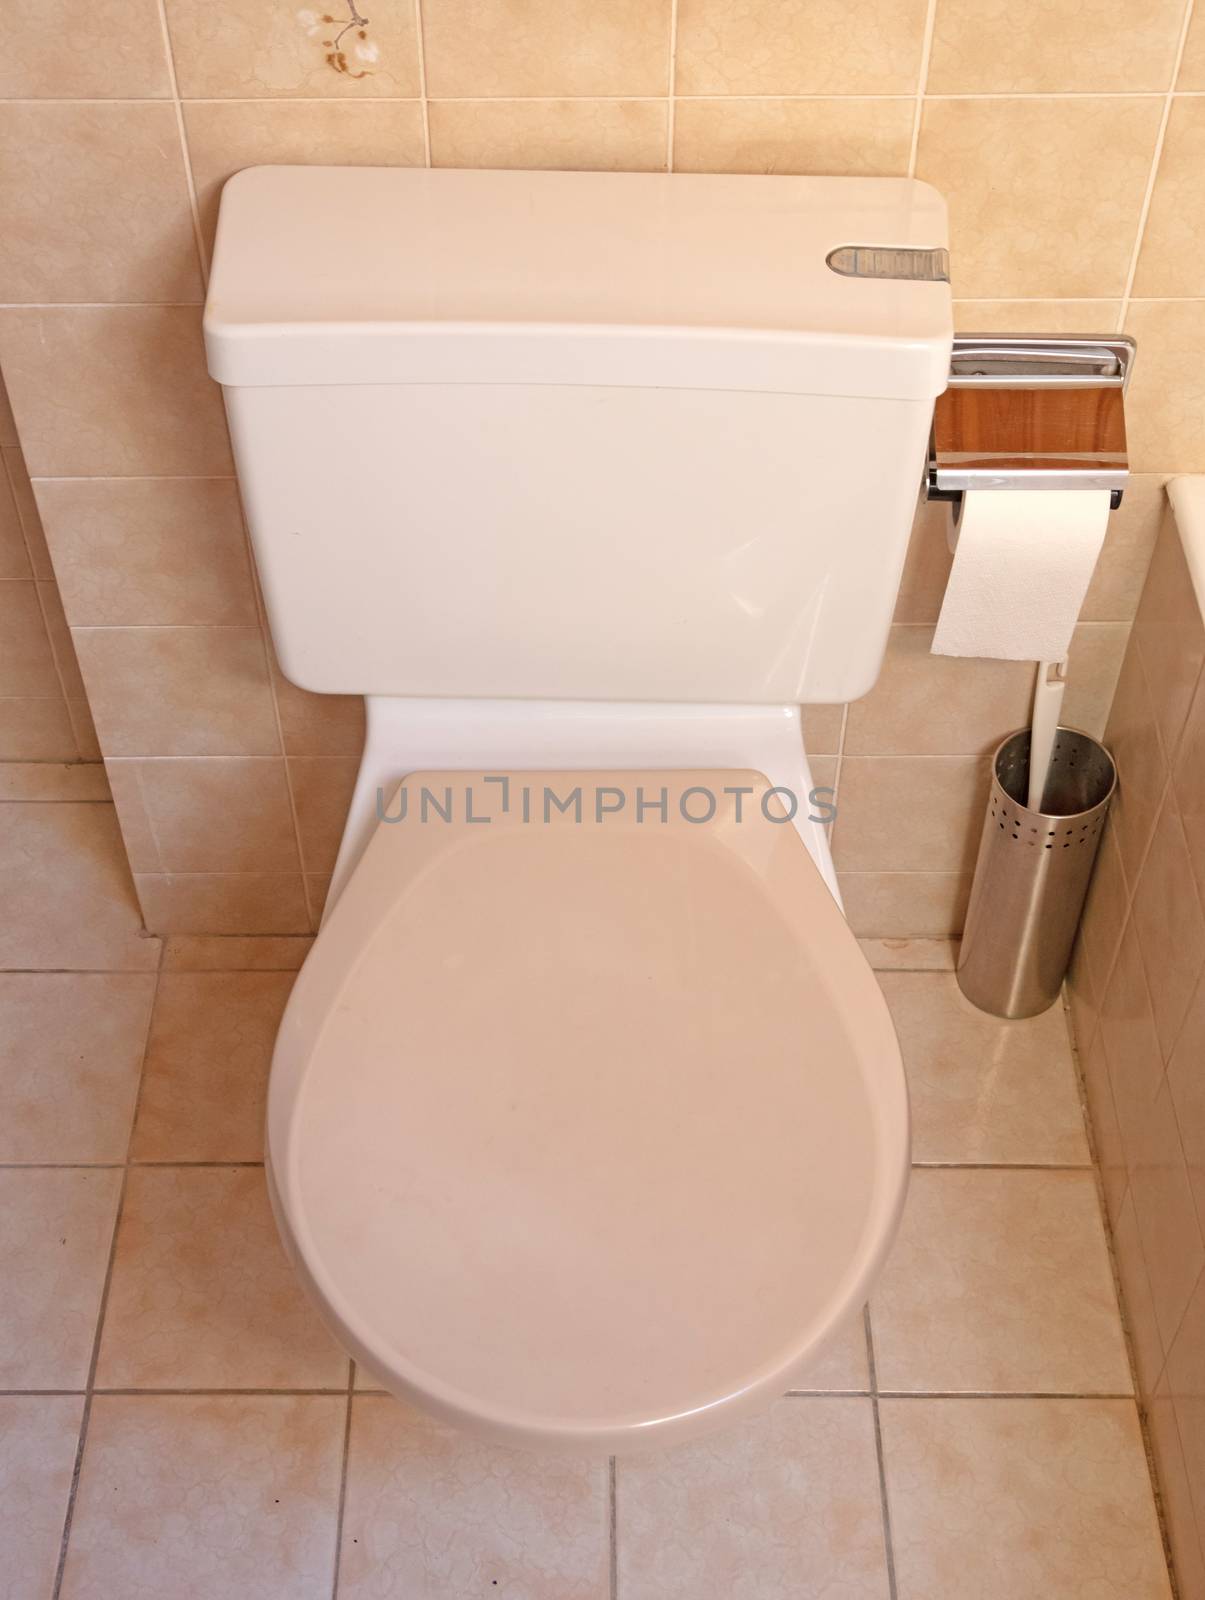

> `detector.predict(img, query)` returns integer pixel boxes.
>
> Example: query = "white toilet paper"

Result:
[931,488,1112,661]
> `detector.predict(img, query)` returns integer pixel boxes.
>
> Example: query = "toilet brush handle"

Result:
[1028,660,1067,813]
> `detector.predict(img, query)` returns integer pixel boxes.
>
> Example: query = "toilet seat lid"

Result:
[269,771,908,1453]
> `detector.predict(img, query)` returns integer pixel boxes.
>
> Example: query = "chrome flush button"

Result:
[826,245,950,282]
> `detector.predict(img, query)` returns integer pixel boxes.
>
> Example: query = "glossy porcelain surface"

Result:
[269,771,909,1454]
[327,696,839,906]
[208,167,952,706]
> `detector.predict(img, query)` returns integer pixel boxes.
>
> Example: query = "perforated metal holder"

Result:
[957,727,1116,1018]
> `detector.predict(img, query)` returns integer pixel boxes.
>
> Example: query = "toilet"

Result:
[204,165,953,1454]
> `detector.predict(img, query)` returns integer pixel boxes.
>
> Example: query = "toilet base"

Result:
[327,696,840,916]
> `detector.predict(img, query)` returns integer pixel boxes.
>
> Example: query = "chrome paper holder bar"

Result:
[947,335,1135,390]
[928,333,1133,505]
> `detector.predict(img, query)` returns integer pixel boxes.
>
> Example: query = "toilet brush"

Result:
[1027,659,1067,812]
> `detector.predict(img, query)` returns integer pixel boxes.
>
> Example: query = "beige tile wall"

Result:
[0,0,1201,934]
[0,374,97,761]
[1068,503,1205,1598]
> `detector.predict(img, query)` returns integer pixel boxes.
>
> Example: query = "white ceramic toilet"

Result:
[204,165,953,1454]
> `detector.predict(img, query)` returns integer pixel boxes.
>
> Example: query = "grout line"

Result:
[5,90,1202,104]
[50,943,163,1600]
[329,1360,357,1600]
[0,1384,1147,1399]
[0,1163,126,1171]
[412,0,432,167]
[61,1386,353,1397]
[864,1307,900,1600]
[127,1160,266,1168]
[0,1390,87,1398]
[1116,0,1198,333]
[608,1456,618,1600]
[1060,985,1182,1597]
[0,302,205,310]
[0,1157,1109,1171]
[26,474,237,483]
[152,0,209,287]
[130,760,166,875]
[4,448,78,739]
[665,0,679,172]
[784,1387,872,1397]
[908,1160,1094,1171]
[907,0,939,177]
[23,584,76,736]
[874,1389,1140,1400]
[953,295,1124,304]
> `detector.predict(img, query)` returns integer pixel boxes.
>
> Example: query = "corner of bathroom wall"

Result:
[1067,491,1205,1593]
[1,0,1202,939]
[0,365,95,763]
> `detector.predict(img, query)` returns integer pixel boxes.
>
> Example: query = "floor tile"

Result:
[60,1395,344,1600]
[1148,1375,1205,1600]
[0,973,154,1163]
[0,801,159,970]
[859,937,956,971]
[615,1397,889,1600]
[0,1167,121,1389]
[339,1394,608,1600]
[130,971,293,1162]
[877,971,1090,1164]
[95,1167,347,1390]
[785,1308,870,1392]
[872,1169,1130,1393]
[1113,1191,1166,1399]
[879,1398,1172,1600]
[0,762,109,802]
[0,1395,84,1600]
[161,934,313,970]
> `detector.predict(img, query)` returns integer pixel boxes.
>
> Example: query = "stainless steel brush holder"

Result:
[957,726,1116,1019]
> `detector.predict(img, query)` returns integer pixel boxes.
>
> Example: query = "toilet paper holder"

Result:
[927,334,1133,508]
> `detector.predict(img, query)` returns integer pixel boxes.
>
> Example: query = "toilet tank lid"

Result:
[204,166,952,399]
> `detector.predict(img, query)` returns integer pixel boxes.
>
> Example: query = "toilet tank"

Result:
[205,167,952,705]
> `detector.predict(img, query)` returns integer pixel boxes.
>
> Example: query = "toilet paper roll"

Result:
[931,488,1112,661]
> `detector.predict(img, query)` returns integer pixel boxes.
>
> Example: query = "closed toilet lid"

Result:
[268,771,908,1453]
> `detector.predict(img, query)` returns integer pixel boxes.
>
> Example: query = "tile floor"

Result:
[0,765,1177,1599]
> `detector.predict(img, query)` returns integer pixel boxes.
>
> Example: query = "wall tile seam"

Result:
[1116,0,1200,331]
[1153,787,1205,976]
[1102,879,1204,1247]
[4,452,40,576]
[665,0,680,172]
[1,447,81,744]
[105,754,301,763]
[411,0,432,166]
[5,10,324,910]
[151,0,208,288]
[28,580,78,715]
[68,623,275,633]
[128,756,166,875]
[1060,992,1167,1461]
[6,92,1205,105]
[906,0,940,177]
[128,868,308,878]
[1086,846,1139,1005]
[1136,639,1205,806]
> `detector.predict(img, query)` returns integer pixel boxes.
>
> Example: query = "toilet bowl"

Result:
[268,768,908,1453]
[204,163,953,1453]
